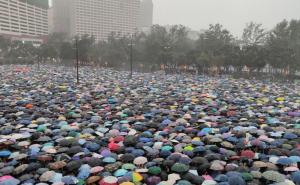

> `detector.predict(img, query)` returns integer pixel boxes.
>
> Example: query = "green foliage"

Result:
[1,19,300,76]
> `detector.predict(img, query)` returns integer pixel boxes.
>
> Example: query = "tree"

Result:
[267,20,297,75]
[76,34,96,65]
[0,36,10,56]
[196,24,234,74]
[242,22,268,46]
[60,42,74,63]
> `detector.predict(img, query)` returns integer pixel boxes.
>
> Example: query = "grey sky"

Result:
[152,0,300,36]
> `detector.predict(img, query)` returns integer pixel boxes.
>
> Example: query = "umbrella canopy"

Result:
[262,171,286,182]
[240,150,255,159]
[277,158,294,165]
[171,163,189,173]
[133,156,148,165]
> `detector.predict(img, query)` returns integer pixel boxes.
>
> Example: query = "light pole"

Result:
[130,36,133,79]
[75,38,79,84]
[128,34,135,79]
[163,45,170,74]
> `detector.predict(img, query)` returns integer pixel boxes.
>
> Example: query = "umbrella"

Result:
[240,150,255,159]
[250,171,262,179]
[214,174,228,182]
[77,164,91,180]
[210,161,225,171]
[49,161,67,170]
[148,166,162,175]
[171,163,189,173]
[262,171,286,182]
[131,172,143,183]
[0,166,14,175]
[283,133,298,140]
[228,176,246,185]
[284,166,299,172]
[40,171,56,182]
[61,176,79,184]
[277,158,294,165]
[0,176,20,185]
[122,163,136,170]
[291,171,300,184]
[86,176,101,184]
[113,169,128,177]
[253,161,267,168]
[289,156,300,163]
[146,176,161,185]
[133,156,148,165]
[103,157,116,163]
[120,183,134,185]
[0,150,11,158]
[176,180,192,185]
[50,173,63,183]
[13,164,28,175]
[90,166,104,173]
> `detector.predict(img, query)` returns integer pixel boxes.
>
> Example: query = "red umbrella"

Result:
[240,150,255,159]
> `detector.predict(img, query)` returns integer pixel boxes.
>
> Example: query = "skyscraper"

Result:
[0,0,49,45]
[138,0,153,29]
[52,0,140,41]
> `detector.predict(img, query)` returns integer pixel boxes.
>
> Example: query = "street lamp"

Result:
[74,37,79,84]
[128,34,135,79]
[163,45,170,74]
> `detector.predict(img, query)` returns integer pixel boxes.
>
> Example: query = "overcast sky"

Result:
[152,0,300,36]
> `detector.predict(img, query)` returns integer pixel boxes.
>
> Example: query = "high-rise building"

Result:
[52,0,140,41]
[48,7,54,34]
[138,0,153,29]
[0,0,49,45]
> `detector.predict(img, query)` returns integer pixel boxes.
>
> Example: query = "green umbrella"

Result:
[241,172,253,181]
[262,171,285,182]
[122,163,136,170]
[148,166,162,175]
[171,163,189,173]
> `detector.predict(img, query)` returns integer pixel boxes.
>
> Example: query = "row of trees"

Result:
[1,19,300,77]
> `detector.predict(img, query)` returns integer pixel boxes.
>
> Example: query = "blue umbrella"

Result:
[228,176,246,185]
[218,182,230,185]
[114,169,128,177]
[61,176,78,185]
[283,133,298,139]
[191,141,204,146]
[131,149,145,157]
[289,156,300,163]
[50,173,63,183]
[226,136,239,143]
[85,142,100,152]
[139,137,152,143]
[77,164,91,180]
[220,127,230,133]
[292,171,300,184]
[0,150,11,158]
[215,174,228,182]
[0,178,20,185]
[162,119,172,125]
[201,128,212,134]
[277,158,294,165]
[226,171,242,178]
[103,157,116,163]
[193,146,206,153]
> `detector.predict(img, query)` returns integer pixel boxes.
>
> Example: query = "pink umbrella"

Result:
[90,166,104,173]
[202,175,213,180]
[284,166,299,172]
[0,176,14,181]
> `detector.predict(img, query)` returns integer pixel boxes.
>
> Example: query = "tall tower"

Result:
[138,0,153,29]
[0,0,49,45]
[52,0,140,41]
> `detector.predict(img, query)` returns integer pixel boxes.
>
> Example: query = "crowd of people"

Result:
[0,65,299,185]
